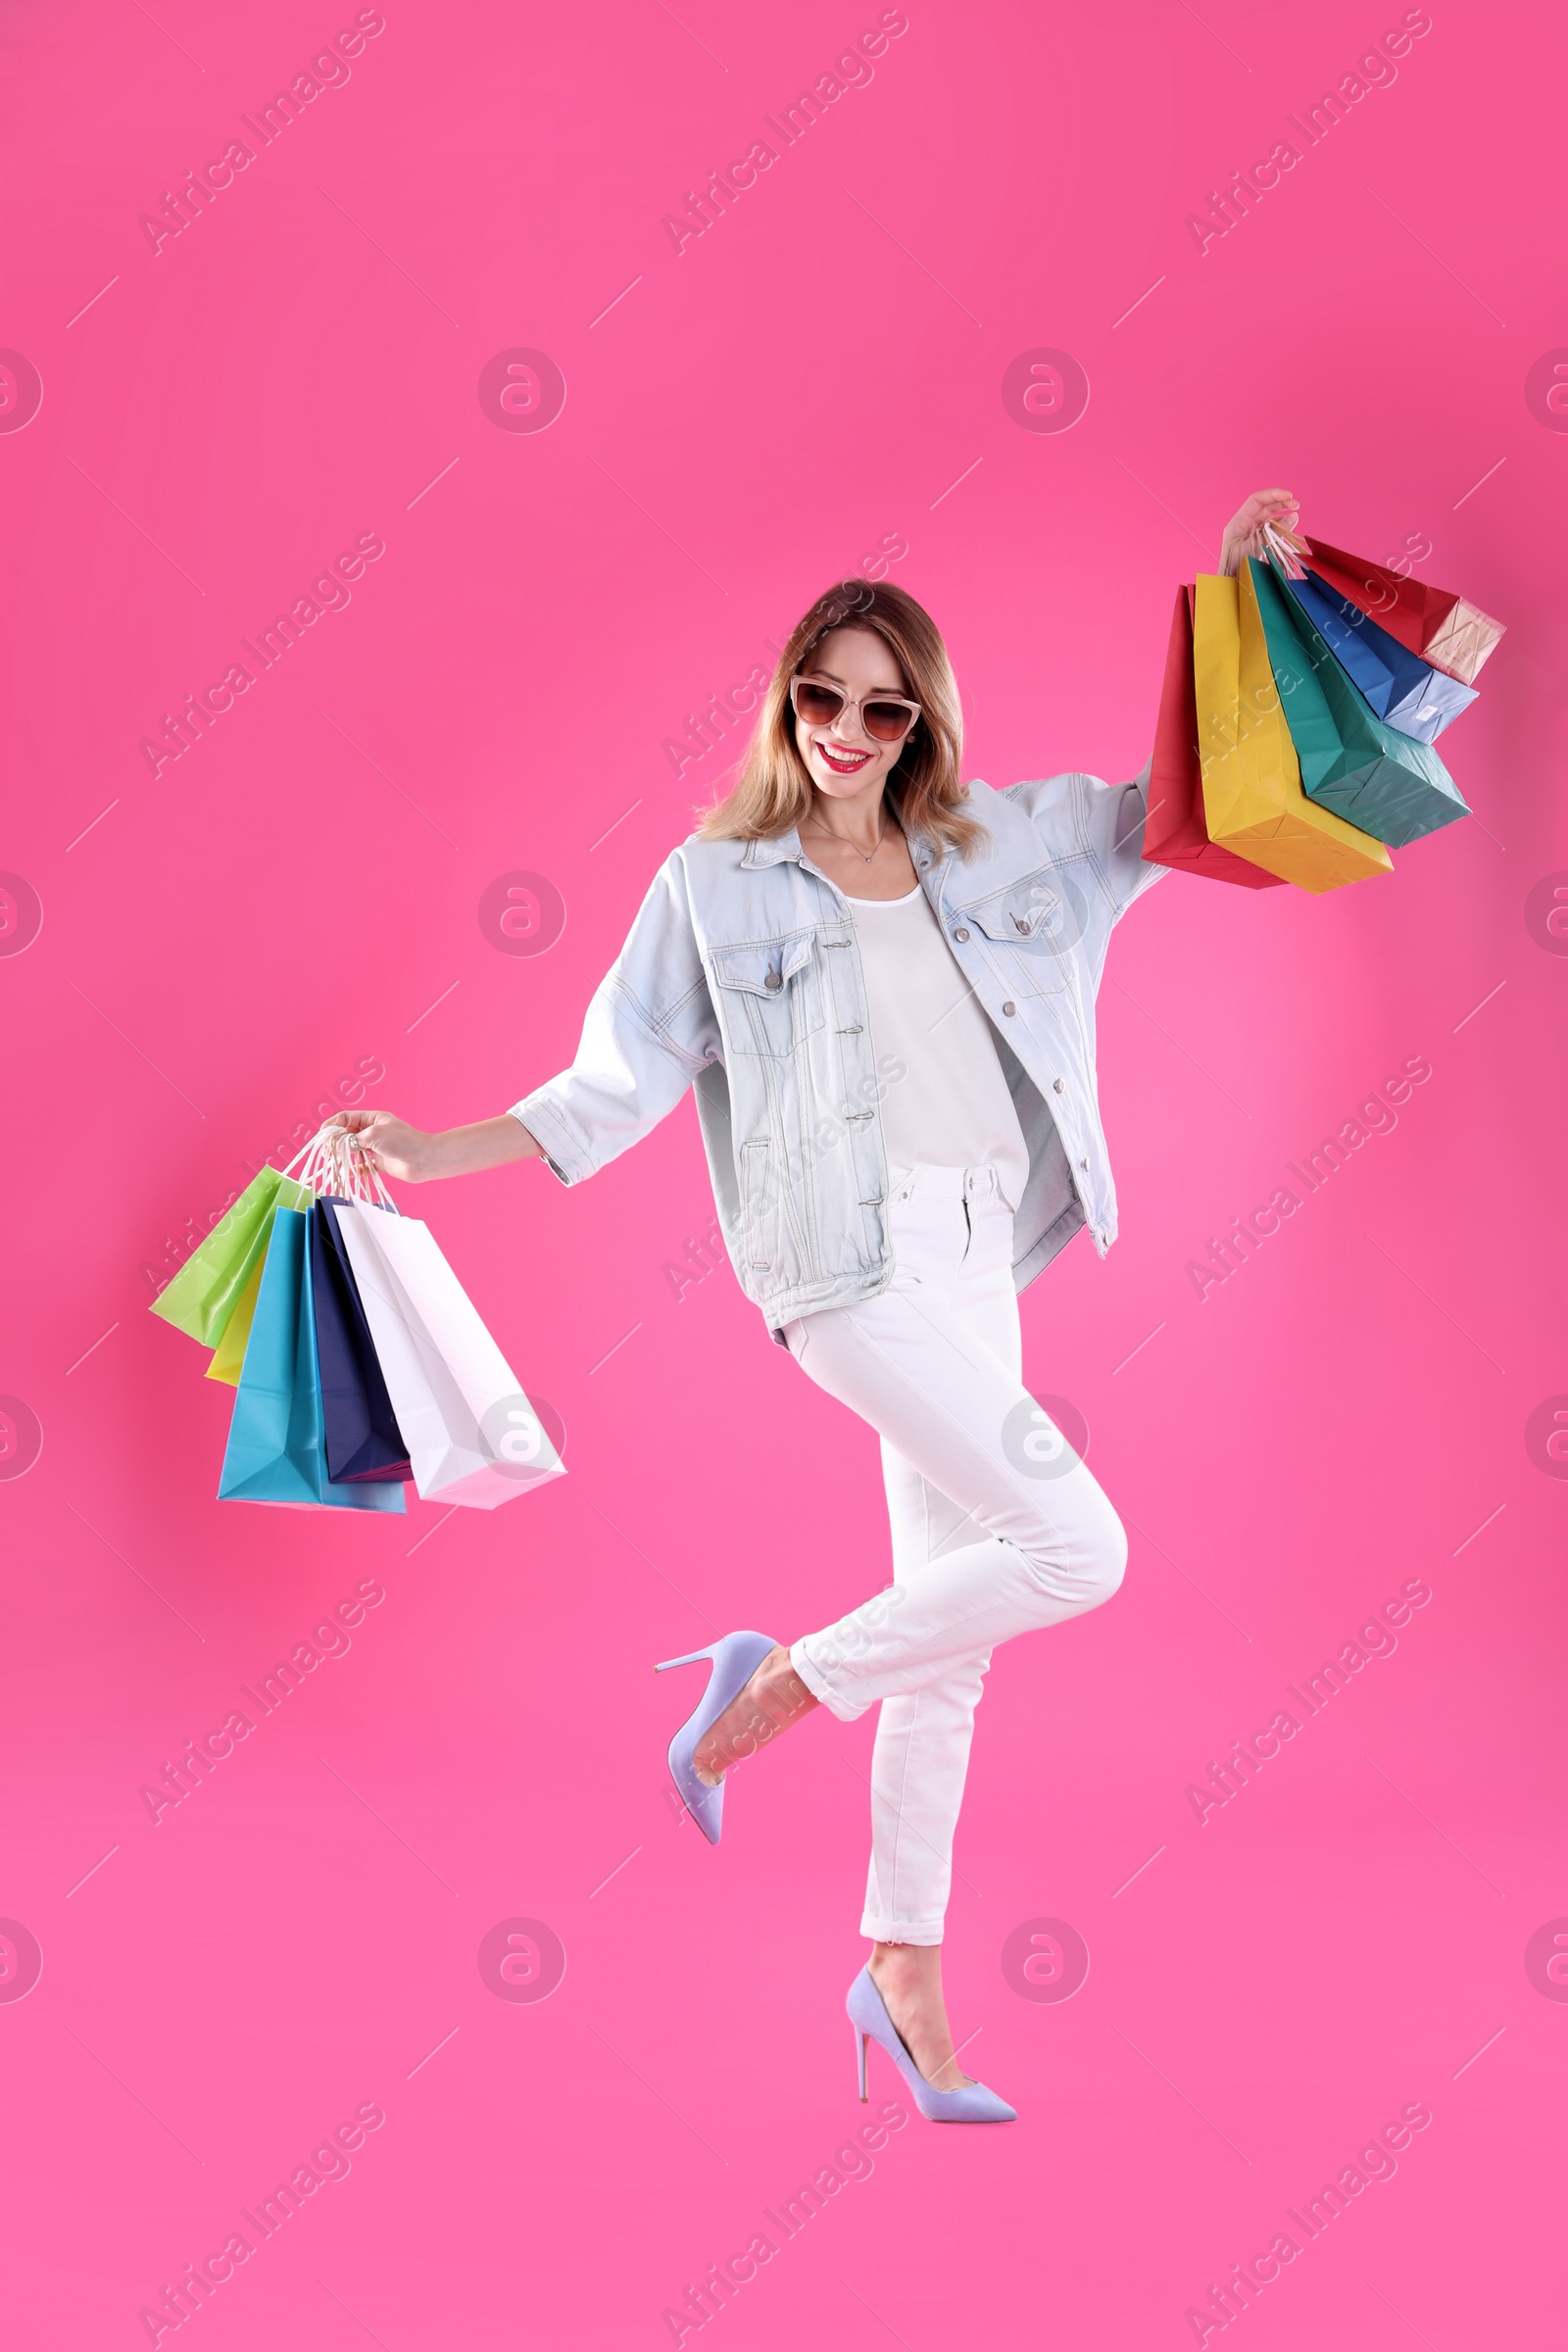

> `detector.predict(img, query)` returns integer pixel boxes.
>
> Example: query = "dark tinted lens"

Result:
[794,680,844,725]
[862,699,914,742]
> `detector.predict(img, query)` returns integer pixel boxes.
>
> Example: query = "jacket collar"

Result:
[740,830,801,868]
[740,822,951,878]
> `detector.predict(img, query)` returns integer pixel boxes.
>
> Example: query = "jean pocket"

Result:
[740,1139,778,1271]
[952,864,1086,996]
[710,931,825,1056]
[974,1185,1017,1222]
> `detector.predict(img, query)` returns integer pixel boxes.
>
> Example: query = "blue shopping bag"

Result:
[311,1200,412,1484]
[1283,569,1478,744]
[218,1207,405,1511]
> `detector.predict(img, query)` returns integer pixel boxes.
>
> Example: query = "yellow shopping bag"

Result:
[205,1250,266,1385]
[1194,570,1394,895]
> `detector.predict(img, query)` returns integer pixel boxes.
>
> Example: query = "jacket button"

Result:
[764,970,782,991]
[955,926,970,942]
[1002,1000,1016,1016]
[1053,1078,1063,1094]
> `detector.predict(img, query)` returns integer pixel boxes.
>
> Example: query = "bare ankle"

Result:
[691,1648,818,1788]
[870,1940,934,1981]
[759,1645,816,1722]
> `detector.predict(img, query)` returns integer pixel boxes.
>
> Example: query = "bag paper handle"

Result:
[276,1133,337,1197]
[275,1121,399,1212]
[317,1122,400,1215]
[1260,520,1308,579]
[279,1133,323,1183]
[272,1109,390,1203]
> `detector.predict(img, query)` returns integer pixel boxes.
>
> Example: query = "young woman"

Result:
[329,486,1297,2124]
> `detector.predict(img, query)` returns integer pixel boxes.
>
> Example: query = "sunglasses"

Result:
[790,673,922,745]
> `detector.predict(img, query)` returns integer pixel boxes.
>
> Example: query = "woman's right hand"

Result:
[323,1107,437,1183]
[322,1107,544,1183]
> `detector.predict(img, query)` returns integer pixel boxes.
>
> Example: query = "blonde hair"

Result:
[694,578,987,859]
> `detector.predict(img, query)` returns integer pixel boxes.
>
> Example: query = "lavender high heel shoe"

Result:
[655,1630,778,1844]
[848,1965,1017,2124]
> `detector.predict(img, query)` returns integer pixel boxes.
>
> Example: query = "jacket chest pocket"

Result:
[952,863,1086,997]
[710,930,825,1056]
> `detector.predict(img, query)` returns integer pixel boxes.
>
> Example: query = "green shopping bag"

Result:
[1250,559,1469,848]
[218,1206,405,1512]
[151,1165,312,1348]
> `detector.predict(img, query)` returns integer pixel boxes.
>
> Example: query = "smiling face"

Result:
[792,626,917,806]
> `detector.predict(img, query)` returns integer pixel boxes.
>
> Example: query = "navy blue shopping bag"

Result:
[310,1199,413,1483]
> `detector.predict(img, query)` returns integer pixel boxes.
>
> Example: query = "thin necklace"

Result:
[805,803,885,865]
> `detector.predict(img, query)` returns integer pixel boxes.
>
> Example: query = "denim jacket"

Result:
[513,767,1168,1341]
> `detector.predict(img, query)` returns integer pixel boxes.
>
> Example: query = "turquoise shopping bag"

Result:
[1250,560,1470,848]
[218,1207,405,1512]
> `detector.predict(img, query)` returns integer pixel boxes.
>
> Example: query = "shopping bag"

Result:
[1277,568,1477,742]
[333,1200,564,1510]
[1249,561,1470,848]
[1194,572,1393,894]
[1144,583,1283,888]
[205,1250,265,1385]
[312,1200,412,1483]
[151,1164,312,1348]
[1302,537,1503,685]
[218,1207,405,1512]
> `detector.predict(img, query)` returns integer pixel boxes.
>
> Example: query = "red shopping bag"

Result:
[1302,538,1503,686]
[1144,583,1284,889]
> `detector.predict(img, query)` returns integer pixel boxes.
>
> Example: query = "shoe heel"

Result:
[855,2026,868,2103]
[655,1646,717,1673]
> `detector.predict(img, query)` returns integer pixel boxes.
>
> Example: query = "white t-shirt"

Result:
[849,884,1030,1212]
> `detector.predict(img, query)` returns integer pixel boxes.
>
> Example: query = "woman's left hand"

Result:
[1219,488,1300,577]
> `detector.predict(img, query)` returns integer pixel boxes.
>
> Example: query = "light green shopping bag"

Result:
[149,1166,312,1348]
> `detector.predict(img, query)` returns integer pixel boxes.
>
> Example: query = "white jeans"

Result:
[783,1163,1127,1946]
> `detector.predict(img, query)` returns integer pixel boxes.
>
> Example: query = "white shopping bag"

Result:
[333,1199,564,1510]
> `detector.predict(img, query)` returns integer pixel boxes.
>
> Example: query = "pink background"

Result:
[2,0,1565,2343]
